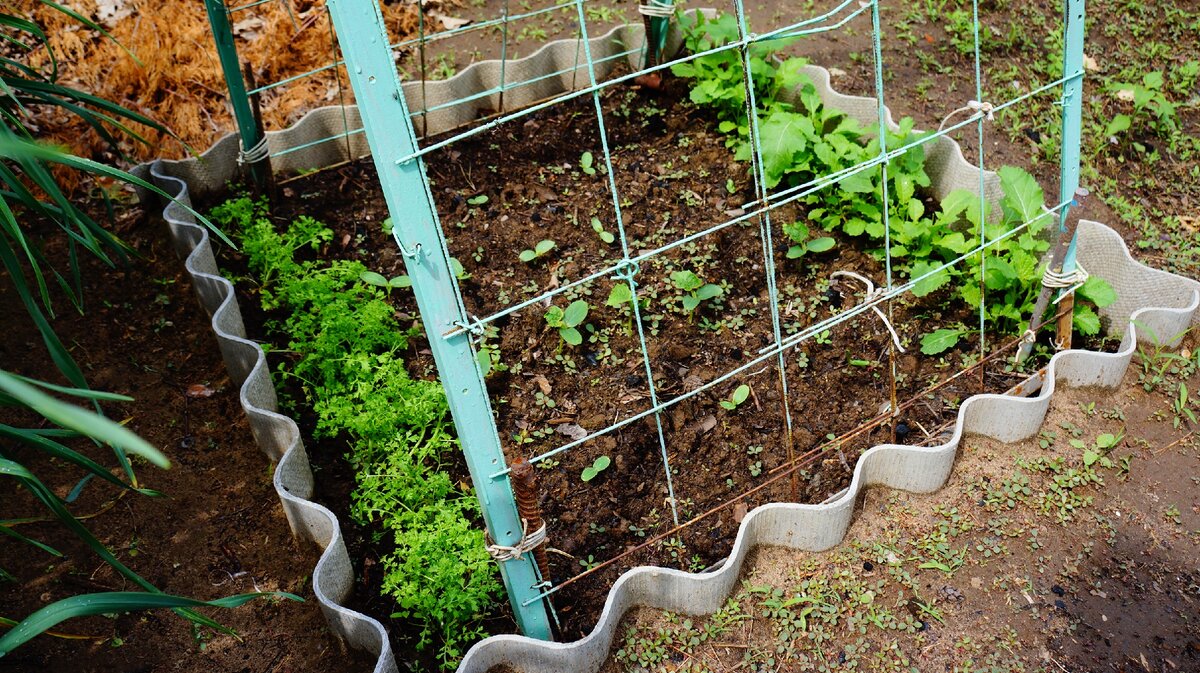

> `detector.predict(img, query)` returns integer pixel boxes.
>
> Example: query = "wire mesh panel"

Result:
[320,0,1088,644]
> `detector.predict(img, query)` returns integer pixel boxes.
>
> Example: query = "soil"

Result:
[0,208,372,672]
[597,359,1200,673]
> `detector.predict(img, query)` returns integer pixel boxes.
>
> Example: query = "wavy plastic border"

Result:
[133,13,1200,673]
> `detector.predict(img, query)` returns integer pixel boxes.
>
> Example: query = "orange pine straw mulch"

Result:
[18,0,430,165]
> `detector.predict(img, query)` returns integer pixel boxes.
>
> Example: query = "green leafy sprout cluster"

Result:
[211,197,497,668]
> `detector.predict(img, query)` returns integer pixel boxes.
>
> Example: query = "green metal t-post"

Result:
[1058,0,1086,273]
[203,0,264,188]
[324,0,553,640]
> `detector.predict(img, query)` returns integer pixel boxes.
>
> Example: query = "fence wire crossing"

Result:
[317,0,1086,642]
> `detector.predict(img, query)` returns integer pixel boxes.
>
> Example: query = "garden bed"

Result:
[207,59,1113,649]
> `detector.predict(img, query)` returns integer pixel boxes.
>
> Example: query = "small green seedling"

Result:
[467,194,489,206]
[581,455,611,482]
[520,239,556,263]
[671,270,723,312]
[720,384,751,410]
[725,178,736,194]
[360,270,412,293]
[544,300,590,346]
[783,221,835,259]
[591,217,615,244]
[580,151,597,175]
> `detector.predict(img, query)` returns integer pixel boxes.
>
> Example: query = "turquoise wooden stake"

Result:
[325,0,553,640]
[641,0,674,69]
[1058,0,1087,273]
[202,0,265,188]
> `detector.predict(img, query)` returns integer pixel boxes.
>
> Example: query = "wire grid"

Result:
[384,0,1084,603]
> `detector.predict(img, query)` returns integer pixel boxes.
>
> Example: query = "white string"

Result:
[1043,262,1089,303]
[937,100,995,132]
[637,2,674,18]
[237,136,270,165]
[830,270,906,353]
[486,519,547,563]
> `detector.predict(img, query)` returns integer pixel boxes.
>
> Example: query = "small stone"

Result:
[862,561,874,571]
[829,67,848,78]
[1055,599,1067,610]
[1051,585,1065,596]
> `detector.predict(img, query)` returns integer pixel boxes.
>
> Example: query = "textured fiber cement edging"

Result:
[134,13,1199,673]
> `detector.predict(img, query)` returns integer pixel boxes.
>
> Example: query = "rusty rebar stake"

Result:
[509,457,550,582]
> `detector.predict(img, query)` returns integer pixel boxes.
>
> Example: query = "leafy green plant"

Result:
[213,197,494,667]
[670,270,723,313]
[720,384,751,410]
[519,239,556,263]
[544,300,590,347]
[581,455,611,482]
[1106,71,1180,147]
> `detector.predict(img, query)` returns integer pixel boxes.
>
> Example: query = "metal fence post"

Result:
[202,0,265,188]
[1058,0,1086,271]
[324,0,554,640]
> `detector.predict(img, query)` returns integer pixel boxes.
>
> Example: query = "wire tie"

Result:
[937,99,994,132]
[613,258,640,282]
[236,135,270,165]
[1042,262,1089,303]
[486,519,548,563]
[452,315,486,337]
[398,241,423,260]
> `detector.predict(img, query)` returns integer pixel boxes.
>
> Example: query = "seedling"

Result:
[591,217,615,244]
[581,455,611,482]
[720,384,751,410]
[580,151,597,175]
[1172,382,1196,429]
[467,194,489,206]
[360,270,412,293]
[782,221,835,259]
[670,270,723,313]
[544,300,589,346]
[519,239,556,263]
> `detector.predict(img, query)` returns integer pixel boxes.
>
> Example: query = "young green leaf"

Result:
[580,151,596,175]
[920,328,965,356]
[562,300,590,327]
[360,271,388,287]
[606,284,633,307]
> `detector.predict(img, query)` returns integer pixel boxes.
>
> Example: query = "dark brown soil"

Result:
[0,207,371,672]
